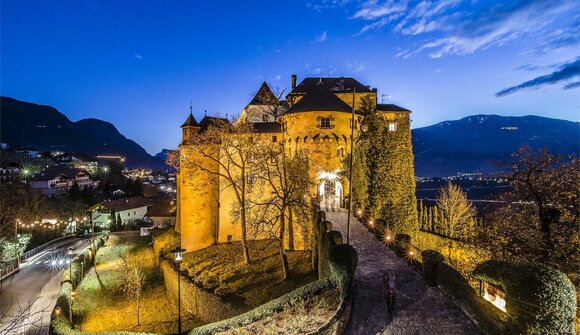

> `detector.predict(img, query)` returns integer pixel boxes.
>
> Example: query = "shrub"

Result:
[318,230,343,280]
[436,261,505,335]
[394,234,411,257]
[474,260,576,335]
[328,244,357,299]
[422,250,444,286]
[152,228,180,258]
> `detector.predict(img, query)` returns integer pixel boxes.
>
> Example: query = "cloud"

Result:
[352,0,406,20]
[495,58,580,97]
[134,54,143,59]
[273,74,282,80]
[314,31,328,43]
[564,81,580,90]
[307,0,352,12]
[350,0,577,58]
[347,61,368,72]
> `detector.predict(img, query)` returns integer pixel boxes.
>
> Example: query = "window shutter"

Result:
[330,117,336,128]
[316,117,322,128]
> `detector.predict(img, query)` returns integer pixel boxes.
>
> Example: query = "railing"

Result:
[21,234,75,261]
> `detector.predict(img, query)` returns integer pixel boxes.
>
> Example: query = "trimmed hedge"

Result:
[318,229,343,280]
[422,250,444,286]
[436,261,505,335]
[473,260,576,335]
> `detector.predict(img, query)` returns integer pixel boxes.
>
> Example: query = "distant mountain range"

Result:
[2,97,577,175]
[412,114,580,177]
[0,97,167,170]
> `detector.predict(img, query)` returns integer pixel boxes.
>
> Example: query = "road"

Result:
[0,238,91,335]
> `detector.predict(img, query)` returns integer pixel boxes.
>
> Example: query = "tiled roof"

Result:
[95,196,154,212]
[30,166,88,181]
[285,82,353,114]
[290,77,374,94]
[181,113,200,127]
[146,199,177,217]
[376,104,411,112]
[199,116,231,131]
[249,82,279,105]
[251,122,281,133]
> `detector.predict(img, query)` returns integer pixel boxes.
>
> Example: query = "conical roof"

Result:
[181,113,199,127]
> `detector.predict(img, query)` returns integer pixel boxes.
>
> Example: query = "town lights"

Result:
[171,247,187,335]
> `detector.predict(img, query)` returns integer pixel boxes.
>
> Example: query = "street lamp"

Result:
[67,247,73,285]
[171,246,186,335]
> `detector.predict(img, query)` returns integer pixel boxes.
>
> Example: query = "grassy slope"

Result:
[176,239,317,308]
[75,235,200,334]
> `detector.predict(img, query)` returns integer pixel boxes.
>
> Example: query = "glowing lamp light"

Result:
[171,247,186,263]
[356,209,362,216]
[386,235,391,240]
[55,307,61,315]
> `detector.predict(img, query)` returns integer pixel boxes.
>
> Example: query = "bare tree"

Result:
[181,118,263,264]
[436,181,477,239]
[250,146,311,280]
[125,262,145,325]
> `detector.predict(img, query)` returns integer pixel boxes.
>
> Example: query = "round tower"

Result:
[178,113,220,252]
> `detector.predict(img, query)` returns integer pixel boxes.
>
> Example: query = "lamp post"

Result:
[171,246,186,335]
[67,247,73,285]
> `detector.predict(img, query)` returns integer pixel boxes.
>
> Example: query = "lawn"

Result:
[74,234,317,333]
[74,234,201,334]
[177,239,317,308]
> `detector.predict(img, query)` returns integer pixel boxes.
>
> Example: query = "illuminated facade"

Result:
[177,76,413,252]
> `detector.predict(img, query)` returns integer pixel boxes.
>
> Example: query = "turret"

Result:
[181,106,200,142]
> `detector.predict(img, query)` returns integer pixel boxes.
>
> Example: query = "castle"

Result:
[177,75,414,252]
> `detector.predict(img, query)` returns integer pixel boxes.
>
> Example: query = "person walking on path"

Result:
[384,272,396,315]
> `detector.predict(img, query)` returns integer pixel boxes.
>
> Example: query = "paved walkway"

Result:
[325,209,480,335]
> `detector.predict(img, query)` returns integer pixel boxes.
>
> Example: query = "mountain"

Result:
[154,149,171,162]
[412,114,580,177]
[0,97,167,170]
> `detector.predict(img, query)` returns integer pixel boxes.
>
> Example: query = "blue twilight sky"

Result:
[1,0,579,155]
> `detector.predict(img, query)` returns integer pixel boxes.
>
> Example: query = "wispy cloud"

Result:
[496,58,580,97]
[314,31,328,43]
[307,0,352,12]
[350,0,577,59]
[347,61,368,72]
[273,74,282,80]
[134,54,143,60]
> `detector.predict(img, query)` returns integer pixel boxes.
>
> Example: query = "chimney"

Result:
[291,74,297,89]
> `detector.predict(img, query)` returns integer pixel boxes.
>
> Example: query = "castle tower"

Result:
[178,114,220,252]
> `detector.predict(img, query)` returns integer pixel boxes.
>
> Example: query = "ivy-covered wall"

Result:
[354,98,418,235]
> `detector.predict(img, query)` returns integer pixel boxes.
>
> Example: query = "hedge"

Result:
[436,261,505,335]
[473,260,576,335]
[187,230,358,335]
[422,250,444,286]
[50,236,114,335]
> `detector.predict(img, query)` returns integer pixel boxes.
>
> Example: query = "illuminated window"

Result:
[388,123,397,132]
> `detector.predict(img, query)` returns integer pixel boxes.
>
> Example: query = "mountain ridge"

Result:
[0,96,167,170]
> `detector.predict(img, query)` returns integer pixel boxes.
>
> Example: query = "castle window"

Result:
[227,235,233,242]
[262,114,269,122]
[318,117,332,129]
[272,135,278,142]
[337,147,345,157]
[184,130,188,136]
[388,122,397,132]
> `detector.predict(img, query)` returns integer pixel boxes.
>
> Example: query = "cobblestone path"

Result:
[325,209,481,335]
